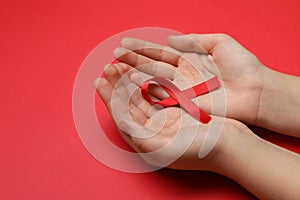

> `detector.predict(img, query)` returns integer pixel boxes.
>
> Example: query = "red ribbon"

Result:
[141,76,220,124]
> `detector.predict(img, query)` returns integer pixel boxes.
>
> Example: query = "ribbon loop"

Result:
[141,76,220,124]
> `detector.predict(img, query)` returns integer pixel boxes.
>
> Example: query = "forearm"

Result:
[215,128,300,200]
[257,67,300,137]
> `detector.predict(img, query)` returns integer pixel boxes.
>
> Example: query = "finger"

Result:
[114,62,130,75]
[129,87,153,118]
[176,53,215,82]
[95,77,113,112]
[148,84,170,100]
[103,64,122,87]
[113,47,153,67]
[129,71,152,86]
[167,34,230,54]
[121,37,182,66]
[103,62,131,88]
[114,47,176,80]
[101,63,138,123]
[136,62,175,80]
[108,63,132,101]
[94,76,159,163]
[96,75,133,124]
[111,62,141,101]
[129,104,148,125]
[111,65,157,123]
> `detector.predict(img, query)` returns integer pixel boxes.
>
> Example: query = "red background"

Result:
[1,0,300,199]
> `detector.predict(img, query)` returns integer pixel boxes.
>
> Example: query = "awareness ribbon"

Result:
[141,76,220,124]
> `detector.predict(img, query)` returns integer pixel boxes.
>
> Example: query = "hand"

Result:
[95,34,300,200]
[95,62,250,170]
[115,34,267,124]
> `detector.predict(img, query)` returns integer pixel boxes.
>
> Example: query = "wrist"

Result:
[210,121,262,180]
[256,66,300,135]
[209,119,300,200]
[205,119,255,174]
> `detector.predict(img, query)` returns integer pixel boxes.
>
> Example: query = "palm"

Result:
[206,39,265,122]
[117,36,266,123]
[96,61,234,170]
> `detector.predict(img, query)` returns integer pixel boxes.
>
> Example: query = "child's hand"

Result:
[115,34,266,125]
[95,62,249,170]
[95,33,300,200]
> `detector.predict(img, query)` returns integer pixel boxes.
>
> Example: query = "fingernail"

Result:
[94,77,100,88]
[161,89,170,99]
[113,47,126,58]
[121,37,139,49]
[168,35,183,39]
[120,37,131,47]
[130,73,144,86]
[103,64,110,71]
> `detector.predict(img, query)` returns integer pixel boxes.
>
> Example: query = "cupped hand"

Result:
[116,34,267,124]
[95,62,249,171]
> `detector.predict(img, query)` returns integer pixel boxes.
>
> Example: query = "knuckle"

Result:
[215,33,233,41]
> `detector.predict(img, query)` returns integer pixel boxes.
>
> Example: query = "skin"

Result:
[96,62,236,169]
[95,34,300,200]
[116,34,300,137]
